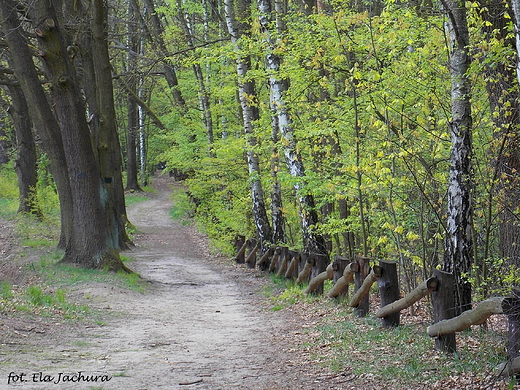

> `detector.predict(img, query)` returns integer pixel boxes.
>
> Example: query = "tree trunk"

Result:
[0,0,74,251]
[5,84,40,216]
[90,0,133,250]
[225,0,272,251]
[442,0,474,315]
[258,0,327,255]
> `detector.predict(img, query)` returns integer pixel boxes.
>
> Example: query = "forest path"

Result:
[1,175,334,390]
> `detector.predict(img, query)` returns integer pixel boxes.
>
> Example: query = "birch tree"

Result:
[224,0,272,249]
[441,0,474,314]
[258,0,327,255]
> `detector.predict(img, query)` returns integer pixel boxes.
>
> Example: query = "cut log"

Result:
[349,265,382,308]
[327,262,356,298]
[309,254,329,295]
[427,297,504,337]
[497,356,520,377]
[296,254,314,285]
[376,277,438,319]
[304,263,333,295]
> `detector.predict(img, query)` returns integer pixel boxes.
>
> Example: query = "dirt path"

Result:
[1,176,337,390]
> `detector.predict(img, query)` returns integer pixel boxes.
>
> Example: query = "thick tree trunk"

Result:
[0,0,74,251]
[225,0,272,250]
[442,0,474,315]
[91,0,132,250]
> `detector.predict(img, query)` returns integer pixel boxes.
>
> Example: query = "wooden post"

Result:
[233,237,247,264]
[431,269,456,353]
[378,260,400,328]
[245,239,259,268]
[305,264,334,295]
[296,253,314,285]
[331,255,352,298]
[309,254,329,295]
[276,247,290,277]
[284,251,300,279]
[268,247,281,273]
[350,265,381,308]
[328,262,357,298]
[256,247,273,271]
[353,256,370,317]
[503,288,520,376]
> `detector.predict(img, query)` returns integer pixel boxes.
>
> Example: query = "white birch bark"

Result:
[224,0,272,248]
[442,0,474,314]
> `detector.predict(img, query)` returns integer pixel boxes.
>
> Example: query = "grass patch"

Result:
[125,193,150,206]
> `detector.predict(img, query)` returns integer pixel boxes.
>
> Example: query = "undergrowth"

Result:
[264,275,513,388]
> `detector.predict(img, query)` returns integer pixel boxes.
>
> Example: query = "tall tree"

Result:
[0,0,128,270]
[225,0,272,250]
[258,0,327,255]
[441,0,474,314]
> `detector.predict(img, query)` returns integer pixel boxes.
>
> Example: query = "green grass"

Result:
[125,193,150,206]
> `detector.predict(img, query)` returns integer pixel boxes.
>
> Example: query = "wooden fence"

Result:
[232,237,520,378]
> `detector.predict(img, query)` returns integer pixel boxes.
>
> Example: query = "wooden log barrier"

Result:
[431,269,456,353]
[327,262,357,298]
[268,247,281,273]
[233,238,248,264]
[350,265,382,308]
[304,263,334,295]
[376,277,438,319]
[284,251,300,279]
[276,247,290,277]
[427,297,504,337]
[245,239,259,269]
[296,254,314,285]
[309,254,329,295]
[353,256,371,317]
[255,247,274,270]
[377,260,400,327]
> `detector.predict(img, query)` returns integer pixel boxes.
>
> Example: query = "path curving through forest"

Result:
[1,175,337,390]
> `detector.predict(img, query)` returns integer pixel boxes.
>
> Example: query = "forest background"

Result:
[0,0,520,317]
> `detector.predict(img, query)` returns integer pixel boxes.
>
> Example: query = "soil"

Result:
[0,176,342,390]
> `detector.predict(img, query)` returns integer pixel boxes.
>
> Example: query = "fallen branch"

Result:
[327,262,357,298]
[427,297,505,337]
[304,263,333,295]
[376,277,438,318]
[349,266,382,308]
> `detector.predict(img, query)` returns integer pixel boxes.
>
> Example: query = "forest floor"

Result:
[0,175,518,390]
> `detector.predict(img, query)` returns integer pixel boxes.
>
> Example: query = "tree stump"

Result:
[309,254,329,295]
[378,260,400,328]
[431,269,456,353]
[353,256,370,317]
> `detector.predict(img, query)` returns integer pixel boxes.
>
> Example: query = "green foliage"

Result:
[0,166,19,217]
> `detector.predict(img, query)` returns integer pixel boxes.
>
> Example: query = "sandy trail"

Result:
[1,176,324,390]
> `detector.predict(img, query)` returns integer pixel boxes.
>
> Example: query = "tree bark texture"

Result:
[442,0,474,315]
[225,0,272,250]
